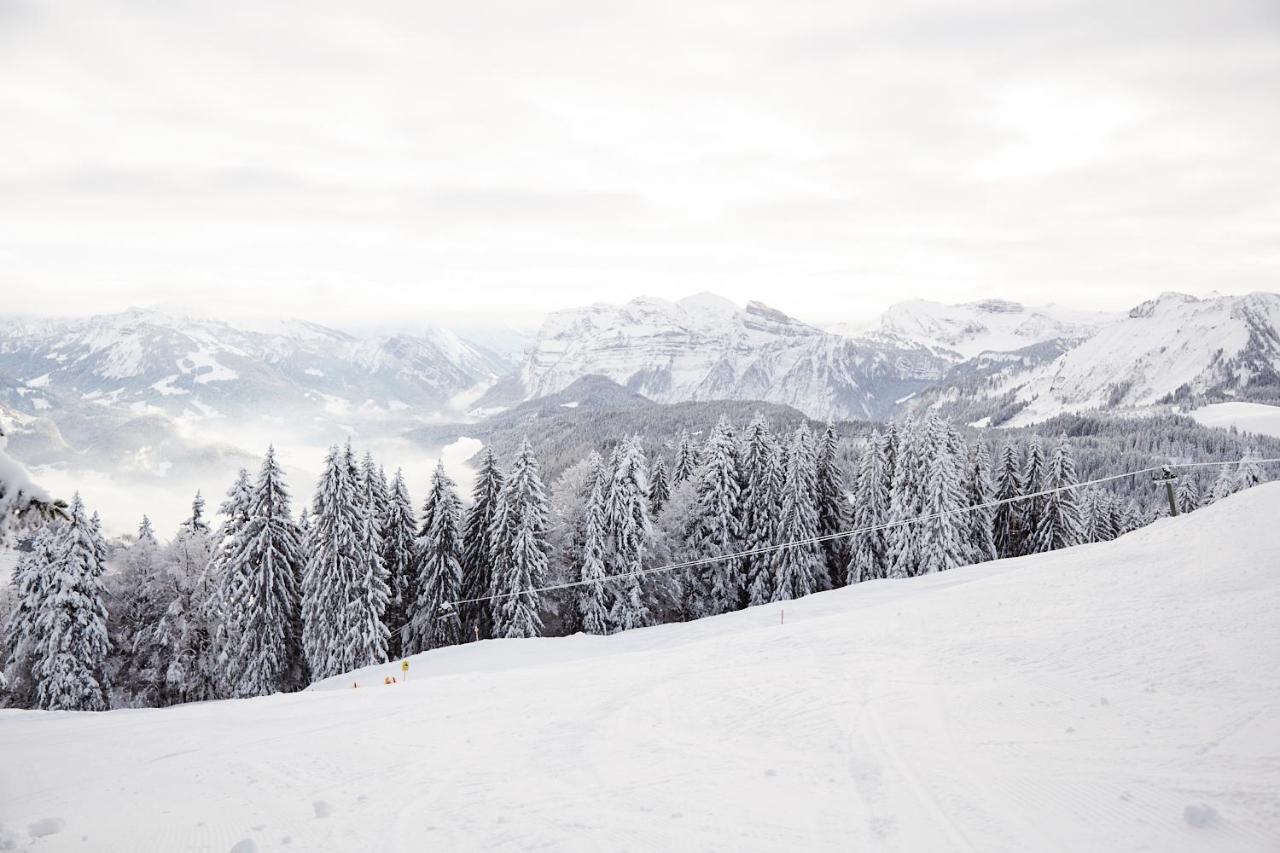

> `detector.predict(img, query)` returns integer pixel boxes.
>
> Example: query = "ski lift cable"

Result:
[440,456,1280,609]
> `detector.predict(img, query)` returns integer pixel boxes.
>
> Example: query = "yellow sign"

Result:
[401,660,410,672]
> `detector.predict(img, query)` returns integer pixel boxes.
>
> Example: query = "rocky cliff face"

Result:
[514,294,950,421]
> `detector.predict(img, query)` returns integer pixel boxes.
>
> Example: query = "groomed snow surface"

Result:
[4,486,1280,852]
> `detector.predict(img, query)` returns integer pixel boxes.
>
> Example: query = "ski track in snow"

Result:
[3,486,1280,851]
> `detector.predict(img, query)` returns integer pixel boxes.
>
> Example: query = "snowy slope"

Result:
[512,294,949,421]
[844,298,1117,359]
[4,485,1280,852]
[907,292,1280,426]
[996,292,1280,425]
[1189,402,1280,439]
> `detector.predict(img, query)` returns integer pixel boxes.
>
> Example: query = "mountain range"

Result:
[4,292,1277,453]
[473,293,950,422]
[497,290,1280,424]
[2,291,1276,535]
[0,308,511,421]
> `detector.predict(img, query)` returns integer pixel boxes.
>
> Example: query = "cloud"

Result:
[0,0,1276,328]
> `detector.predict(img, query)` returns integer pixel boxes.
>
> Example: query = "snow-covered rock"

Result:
[0,426,57,547]
[3,483,1278,850]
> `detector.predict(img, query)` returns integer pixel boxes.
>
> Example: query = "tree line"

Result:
[1,416,1271,710]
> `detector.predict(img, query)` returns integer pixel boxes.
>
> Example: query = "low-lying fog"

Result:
[26,411,481,541]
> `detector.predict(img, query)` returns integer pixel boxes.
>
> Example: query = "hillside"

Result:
[411,375,857,481]
[3,485,1278,852]
[913,292,1280,426]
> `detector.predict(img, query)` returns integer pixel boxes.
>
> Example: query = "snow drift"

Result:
[3,484,1280,852]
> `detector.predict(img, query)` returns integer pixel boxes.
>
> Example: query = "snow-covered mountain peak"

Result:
[1128,292,1200,319]
[742,300,816,331]
[676,291,739,317]
[967,298,1024,315]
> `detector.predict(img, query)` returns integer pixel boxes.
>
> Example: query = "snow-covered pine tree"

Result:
[882,423,899,491]
[886,418,926,579]
[1237,449,1264,491]
[576,455,611,635]
[148,519,219,705]
[916,418,968,575]
[1020,438,1048,554]
[1087,490,1117,542]
[548,453,600,635]
[2,524,59,707]
[406,462,465,652]
[296,507,312,616]
[381,469,417,658]
[211,471,254,579]
[89,511,109,570]
[740,416,782,606]
[771,426,826,600]
[31,494,110,711]
[360,453,391,533]
[488,438,549,639]
[224,447,306,697]
[346,442,391,669]
[301,444,360,680]
[991,444,1026,558]
[1030,437,1084,553]
[648,454,671,518]
[650,475,700,618]
[1175,476,1200,514]
[461,448,504,640]
[605,436,651,632]
[1120,499,1143,535]
[105,515,167,703]
[672,430,699,484]
[182,490,212,535]
[847,430,891,583]
[964,442,999,564]
[1207,462,1238,504]
[689,417,743,615]
[209,468,255,690]
[814,424,850,587]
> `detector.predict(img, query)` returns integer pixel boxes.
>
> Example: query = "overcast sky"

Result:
[1,0,1277,330]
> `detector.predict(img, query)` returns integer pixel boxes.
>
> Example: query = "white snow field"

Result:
[4,486,1280,852]
[1190,402,1280,439]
